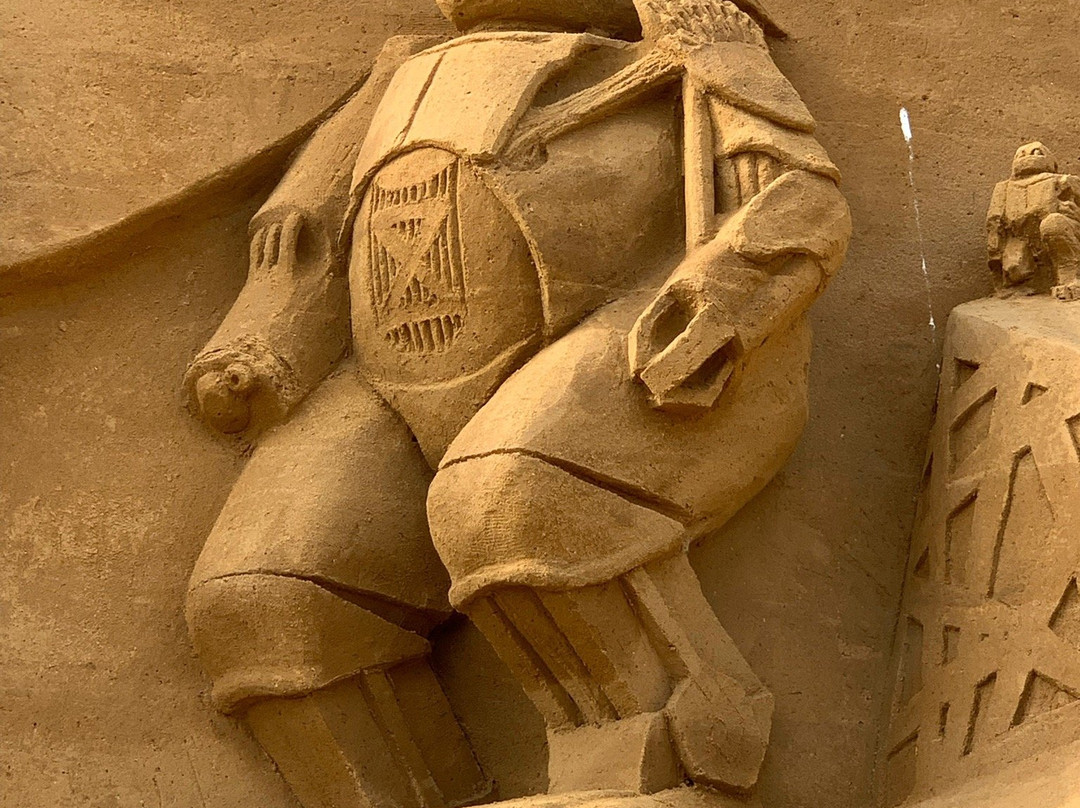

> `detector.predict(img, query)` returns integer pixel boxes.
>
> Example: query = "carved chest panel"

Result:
[349,147,544,385]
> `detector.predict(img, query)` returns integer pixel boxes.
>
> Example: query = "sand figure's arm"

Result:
[184,35,445,435]
[628,29,851,413]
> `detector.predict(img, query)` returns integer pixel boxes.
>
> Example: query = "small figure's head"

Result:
[1013,142,1059,178]
[434,0,642,38]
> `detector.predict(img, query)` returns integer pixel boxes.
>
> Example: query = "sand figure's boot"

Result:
[464,554,772,796]
[186,573,489,808]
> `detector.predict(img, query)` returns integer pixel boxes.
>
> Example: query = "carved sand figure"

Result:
[987,141,1080,300]
[181,1,851,807]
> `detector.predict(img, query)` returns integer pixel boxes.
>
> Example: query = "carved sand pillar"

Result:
[883,144,1080,808]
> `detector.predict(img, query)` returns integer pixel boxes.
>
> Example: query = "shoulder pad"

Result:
[255,33,450,235]
[710,99,839,181]
[987,180,1008,218]
[376,33,452,65]
[686,40,814,133]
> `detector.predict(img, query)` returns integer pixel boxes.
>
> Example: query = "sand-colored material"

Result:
[12,2,1080,808]
[882,146,1080,807]
[177,2,847,805]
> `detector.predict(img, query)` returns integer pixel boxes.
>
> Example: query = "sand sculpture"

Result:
[987,142,1080,300]
[179,1,850,807]
[882,142,1080,807]
[18,1,1080,806]
[13,0,1080,806]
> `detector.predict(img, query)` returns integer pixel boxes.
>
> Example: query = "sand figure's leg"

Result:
[464,555,773,795]
[428,301,813,796]
[186,370,487,808]
[1042,212,1080,299]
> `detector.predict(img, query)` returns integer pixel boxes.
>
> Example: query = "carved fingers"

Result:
[628,275,740,415]
[250,211,304,276]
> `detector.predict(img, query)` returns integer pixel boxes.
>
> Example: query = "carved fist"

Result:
[628,274,740,415]
[194,363,258,434]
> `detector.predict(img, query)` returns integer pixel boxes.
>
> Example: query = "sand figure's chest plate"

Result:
[350,147,543,384]
[1001,175,1073,233]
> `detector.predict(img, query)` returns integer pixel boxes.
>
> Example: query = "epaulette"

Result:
[686,40,814,133]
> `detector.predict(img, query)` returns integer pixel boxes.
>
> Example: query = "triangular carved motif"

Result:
[954,358,980,390]
[1022,382,1048,404]
[1068,414,1080,463]
[1012,671,1080,726]
[988,449,1053,603]
[950,390,996,472]
[1050,578,1080,651]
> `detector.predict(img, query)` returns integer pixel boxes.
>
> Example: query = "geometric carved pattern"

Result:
[1013,671,1079,726]
[367,155,466,354]
[1050,579,1080,650]
[885,298,1080,805]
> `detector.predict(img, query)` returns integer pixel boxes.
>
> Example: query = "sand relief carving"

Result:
[181,2,851,807]
[883,143,1080,806]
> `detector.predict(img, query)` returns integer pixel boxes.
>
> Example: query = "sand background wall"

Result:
[4,1,1080,806]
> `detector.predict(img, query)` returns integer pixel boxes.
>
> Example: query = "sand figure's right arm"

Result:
[184,35,446,436]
